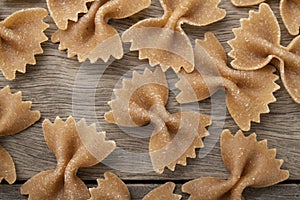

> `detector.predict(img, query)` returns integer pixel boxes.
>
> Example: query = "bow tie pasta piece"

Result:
[52,0,151,63]
[0,86,41,136]
[0,86,40,185]
[228,3,300,103]
[280,0,300,35]
[0,8,49,80]
[47,0,95,30]
[182,130,289,200]
[0,146,16,184]
[231,0,300,36]
[105,67,211,173]
[176,32,279,131]
[122,0,226,73]
[88,172,130,200]
[21,117,116,200]
[89,177,181,200]
[143,182,182,200]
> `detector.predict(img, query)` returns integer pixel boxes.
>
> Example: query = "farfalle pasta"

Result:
[47,0,94,30]
[176,32,279,131]
[182,130,289,200]
[21,117,116,200]
[105,67,211,173]
[143,182,181,200]
[280,0,300,35]
[0,8,48,80]
[122,0,226,73]
[0,86,40,184]
[89,176,180,200]
[89,172,130,200]
[52,0,151,63]
[231,0,300,36]
[228,3,300,103]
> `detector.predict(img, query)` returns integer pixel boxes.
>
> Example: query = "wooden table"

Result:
[0,0,299,199]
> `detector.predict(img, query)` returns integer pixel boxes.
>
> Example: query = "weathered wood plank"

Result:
[0,184,299,200]
[0,0,299,187]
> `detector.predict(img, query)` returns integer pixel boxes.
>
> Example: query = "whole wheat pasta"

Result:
[88,172,130,200]
[122,0,226,73]
[47,0,94,30]
[143,182,181,200]
[228,3,300,104]
[52,0,151,63]
[182,130,289,200]
[176,32,279,131]
[0,86,40,184]
[0,8,48,80]
[21,117,116,200]
[231,0,300,36]
[105,67,211,173]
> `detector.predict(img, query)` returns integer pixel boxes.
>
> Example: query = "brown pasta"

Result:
[0,8,48,80]
[89,172,130,200]
[52,0,151,63]
[143,182,182,200]
[231,0,300,36]
[122,0,226,73]
[89,177,181,200]
[176,32,279,131]
[105,67,211,173]
[280,0,300,35]
[182,130,290,200]
[0,86,40,184]
[0,146,16,185]
[228,3,300,104]
[47,0,94,30]
[231,0,265,7]
[21,117,116,200]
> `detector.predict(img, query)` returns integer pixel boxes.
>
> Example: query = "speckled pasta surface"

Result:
[46,0,95,30]
[143,182,182,200]
[0,8,48,80]
[0,86,40,184]
[182,130,289,200]
[105,67,211,173]
[89,172,130,200]
[228,3,300,103]
[231,0,300,36]
[122,0,226,73]
[52,0,151,63]
[176,32,279,131]
[21,117,116,200]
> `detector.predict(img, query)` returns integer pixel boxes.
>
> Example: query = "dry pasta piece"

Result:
[47,0,95,30]
[143,182,182,200]
[280,0,300,35]
[182,130,290,200]
[176,32,279,131]
[89,177,180,200]
[0,8,48,80]
[0,86,40,184]
[105,67,211,173]
[228,3,300,103]
[52,0,151,63]
[88,172,130,200]
[0,146,16,184]
[0,86,41,136]
[21,117,116,200]
[231,0,265,7]
[231,0,300,36]
[122,0,226,73]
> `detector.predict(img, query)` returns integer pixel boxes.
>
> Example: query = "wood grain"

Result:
[0,184,299,200]
[0,0,299,199]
